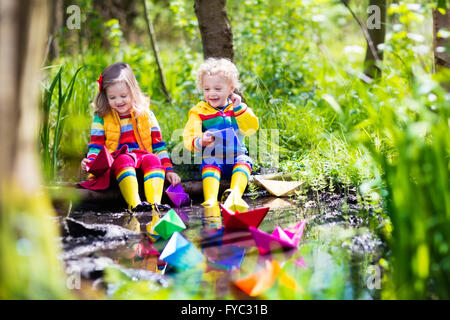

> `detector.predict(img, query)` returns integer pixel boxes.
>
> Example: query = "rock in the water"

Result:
[64,217,140,238]
[65,218,107,238]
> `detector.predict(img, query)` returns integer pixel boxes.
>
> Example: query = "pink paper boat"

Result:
[165,184,190,207]
[87,146,114,176]
[249,220,306,254]
[220,204,269,229]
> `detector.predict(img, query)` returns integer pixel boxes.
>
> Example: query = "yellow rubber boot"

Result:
[201,176,221,207]
[143,168,165,205]
[223,165,250,212]
[116,168,141,210]
[201,166,221,207]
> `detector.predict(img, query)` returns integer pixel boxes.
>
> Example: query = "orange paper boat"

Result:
[235,259,303,296]
[220,204,269,230]
[235,260,281,296]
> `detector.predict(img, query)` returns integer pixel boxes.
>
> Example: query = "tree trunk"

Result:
[363,0,387,79]
[433,8,450,91]
[93,0,139,43]
[194,0,234,61]
[142,0,172,102]
[0,0,69,299]
[46,0,64,62]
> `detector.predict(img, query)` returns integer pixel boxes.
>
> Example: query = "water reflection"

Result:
[126,236,167,274]
[202,203,222,231]
[121,212,141,233]
[145,211,161,241]
[194,203,308,298]
[71,195,383,299]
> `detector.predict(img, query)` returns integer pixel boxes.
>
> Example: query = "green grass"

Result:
[40,65,83,182]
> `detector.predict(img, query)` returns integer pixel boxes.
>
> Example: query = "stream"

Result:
[57,189,385,300]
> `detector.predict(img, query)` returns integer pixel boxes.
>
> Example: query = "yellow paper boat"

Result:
[223,191,249,213]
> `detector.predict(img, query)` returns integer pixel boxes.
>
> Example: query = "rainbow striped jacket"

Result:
[183,100,259,157]
[87,108,173,171]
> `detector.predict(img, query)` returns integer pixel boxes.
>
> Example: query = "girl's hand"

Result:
[200,131,215,147]
[81,158,92,172]
[166,171,181,186]
[230,93,242,107]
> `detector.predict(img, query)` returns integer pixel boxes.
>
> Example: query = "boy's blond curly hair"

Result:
[196,57,242,91]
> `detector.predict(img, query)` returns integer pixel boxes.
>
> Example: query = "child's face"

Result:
[106,82,133,116]
[202,74,234,108]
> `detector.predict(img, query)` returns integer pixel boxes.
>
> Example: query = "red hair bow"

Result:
[96,75,103,92]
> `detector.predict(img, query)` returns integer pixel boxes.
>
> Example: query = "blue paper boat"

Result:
[209,246,246,271]
[159,232,204,270]
[210,127,242,154]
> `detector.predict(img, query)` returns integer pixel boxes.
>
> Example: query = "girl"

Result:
[183,58,259,213]
[79,62,181,212]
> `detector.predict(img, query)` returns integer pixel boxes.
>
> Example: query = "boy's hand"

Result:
[200,131,215,147]
[81,158,92,172]
[230,93,242,107]
[166,171,181,186]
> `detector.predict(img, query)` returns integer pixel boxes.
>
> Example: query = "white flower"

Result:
[407,33,425,42]
[344,45,365,54]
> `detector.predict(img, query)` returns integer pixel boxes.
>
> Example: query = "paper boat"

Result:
[205,245,246,271]
[249,220,306,254]
[254,177,303,197]
[211,127,242,145]
[220,204,269,229]
[235,259,303,296]
[222,191,249,213]
[154,209,186,240]
[165,184,190,207]
[235,260,281,296]
[216,249,245,270]
[209,127,242,154]
[159,232,204,270]
[87,146,114,176]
